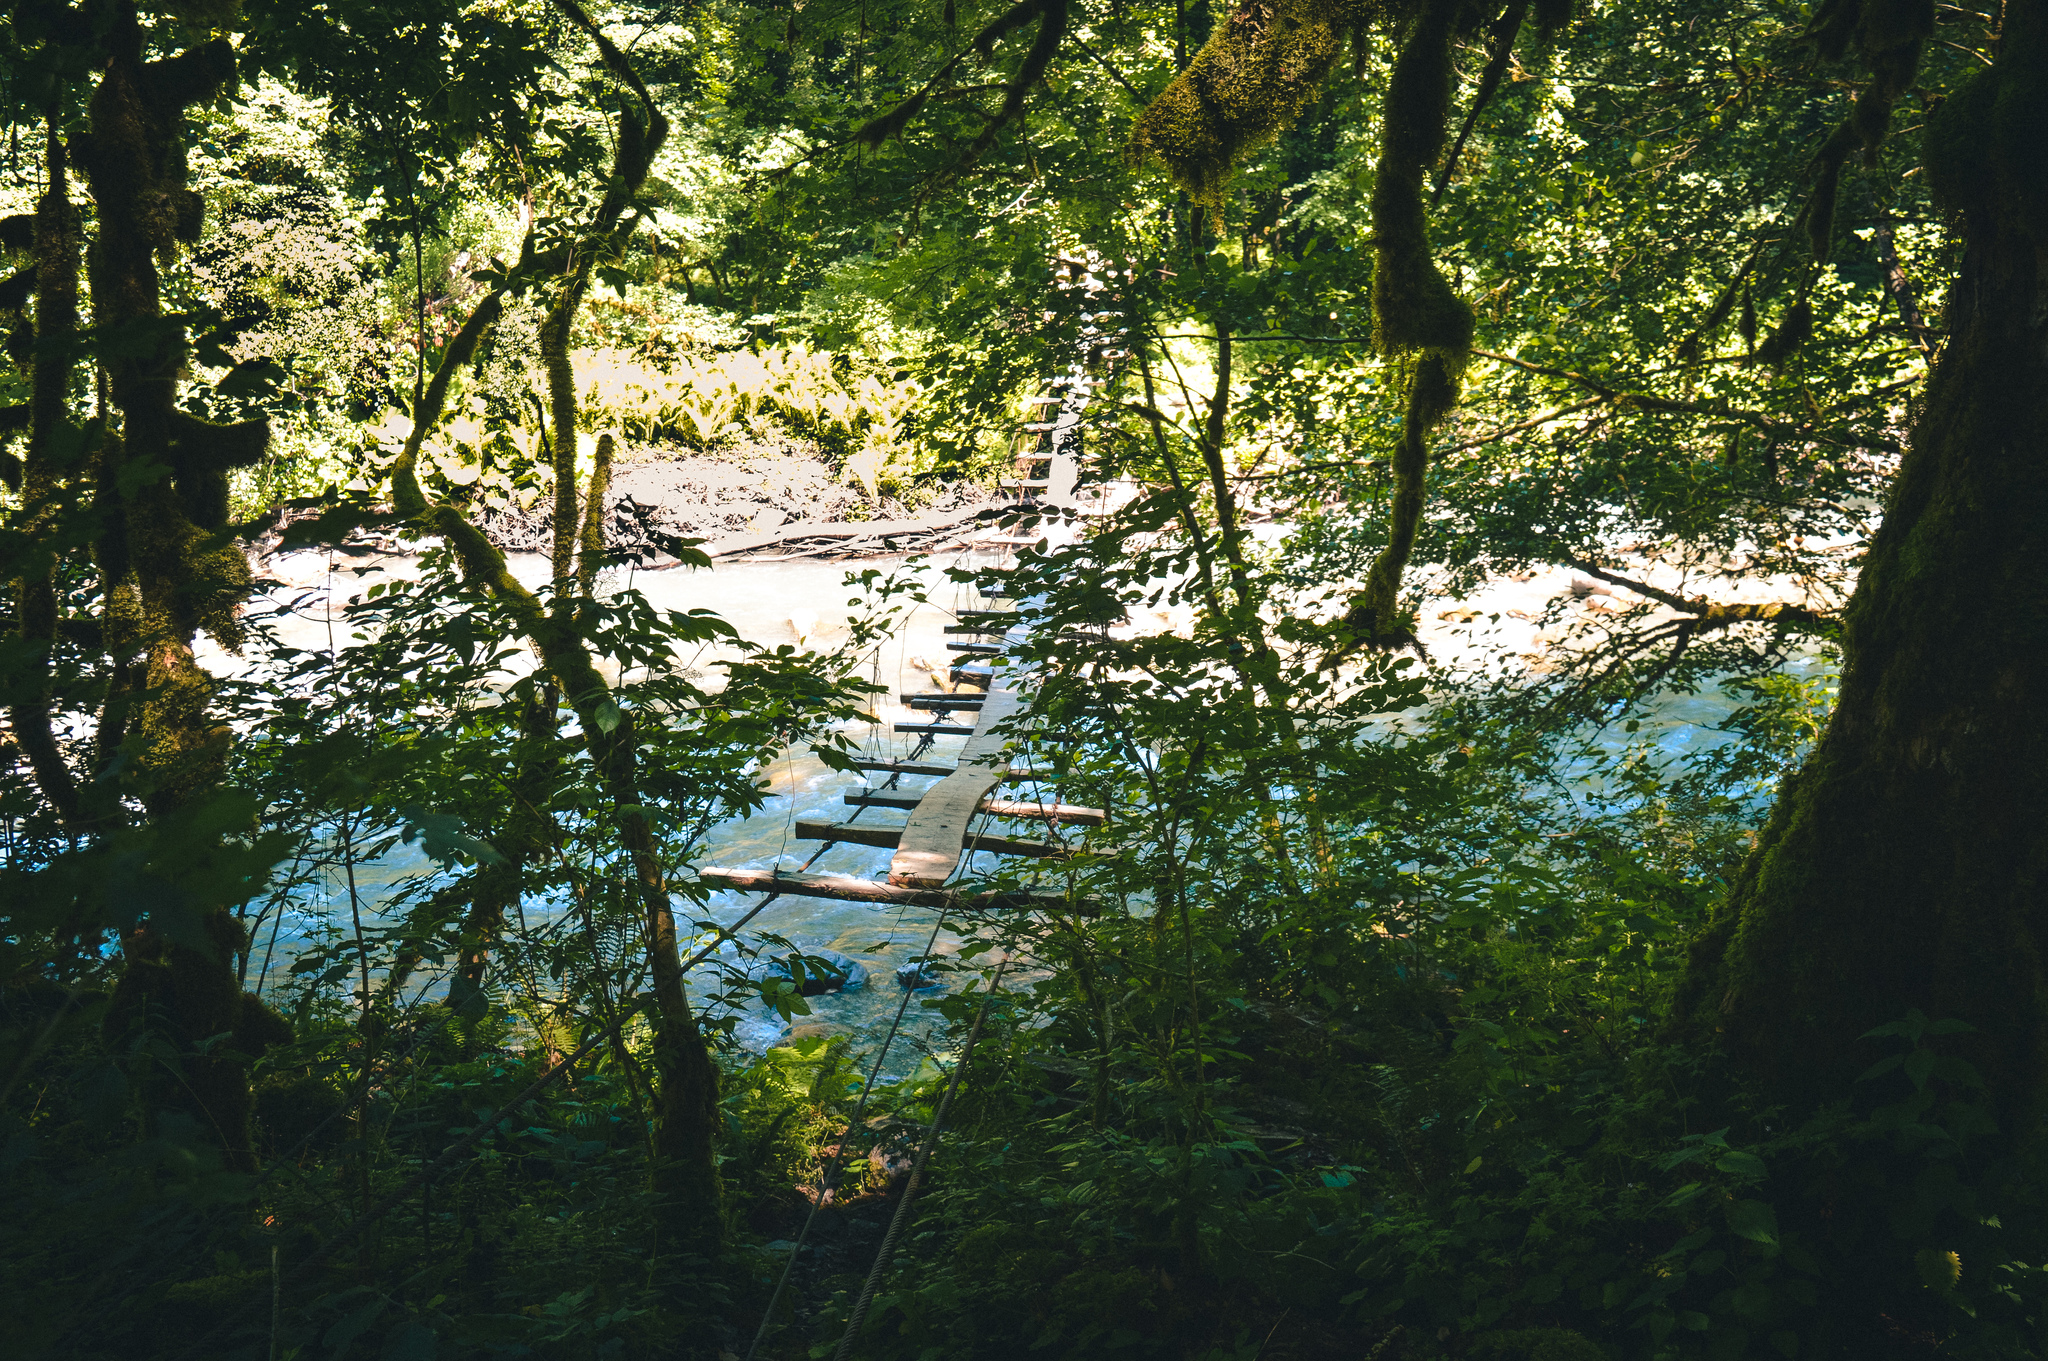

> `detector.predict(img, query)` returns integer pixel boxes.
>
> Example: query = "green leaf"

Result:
[1904,1046,1938,1090]
[1716,1149,1768,1181]
[1731,1281,1774,1317]
[399,807,505,867]
[1664,1181,1707,1209]
[1727,1198,1779,1245]
[592,700,623,734]
[1914,1247,1962,1291]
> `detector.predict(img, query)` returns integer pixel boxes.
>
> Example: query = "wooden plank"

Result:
[793,819,903,849]
[844,791,1103,826]
[850,758,1051,781]
[795,818,1068,860]
[851,757,953,777]
[945,641,1003,654]
[894,722,976,737]
[695,867,1087,913]
[891,688,1024,888]
[902,693,985,709]
[844,790,923,810]
[948,664,992,686]
[980,798,1106,827]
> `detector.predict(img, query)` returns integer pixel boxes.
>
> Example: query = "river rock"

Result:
[749,946,868,995]
[776,1022,852,1048]
[894,962,942,989]
[731,1013,789,1053]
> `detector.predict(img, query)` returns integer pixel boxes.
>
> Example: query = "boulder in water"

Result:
[894,962,942,989]
[750,946,868,995]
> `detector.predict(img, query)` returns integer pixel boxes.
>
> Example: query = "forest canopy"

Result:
[2,0,2042,1359]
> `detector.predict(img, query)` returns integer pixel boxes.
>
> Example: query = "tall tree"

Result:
[3,0,291,1172]
[1679,0,2048,1128]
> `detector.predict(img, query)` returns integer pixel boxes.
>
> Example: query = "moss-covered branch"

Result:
[385,17,722,1255]
[1128,0,1348,210]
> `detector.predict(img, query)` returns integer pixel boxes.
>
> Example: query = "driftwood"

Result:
[661,505,1005,564]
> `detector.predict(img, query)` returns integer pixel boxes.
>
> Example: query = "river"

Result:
[224,536,1822,1073]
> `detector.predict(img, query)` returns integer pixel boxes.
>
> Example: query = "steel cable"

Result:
[829,958,1009,1361]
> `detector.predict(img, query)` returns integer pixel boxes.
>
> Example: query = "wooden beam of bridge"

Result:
[843,789,1106,826]
[694,867,1091,913]
[794,818,1068,860]
[890,685,1025,888]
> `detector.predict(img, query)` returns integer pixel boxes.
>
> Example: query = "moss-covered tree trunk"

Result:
[1681,2,2048,1132]
[80,13,275,1171]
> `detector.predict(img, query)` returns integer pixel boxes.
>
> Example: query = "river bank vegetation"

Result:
[2,0,2039,1357]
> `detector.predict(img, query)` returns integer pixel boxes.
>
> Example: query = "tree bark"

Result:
[9,114,83,829]
[1679,3,2048,1135]
[78,14,272,1171]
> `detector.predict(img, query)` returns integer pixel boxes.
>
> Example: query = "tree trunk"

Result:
[448,688,560,1018]
[1679,4,2048,1134]
[80,16,269,1171]
[10,114,83,830]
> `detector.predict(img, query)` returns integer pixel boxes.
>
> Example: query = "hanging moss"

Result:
[0,263,32,311]
[185,536,253,650]
[165,409,268,531]
[1126,0,1363,209]
[1531,0,1572,39]
[1797,0,1932,263]
[1754,298,1812,372]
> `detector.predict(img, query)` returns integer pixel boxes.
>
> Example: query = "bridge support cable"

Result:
[828,959,1010,1361]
